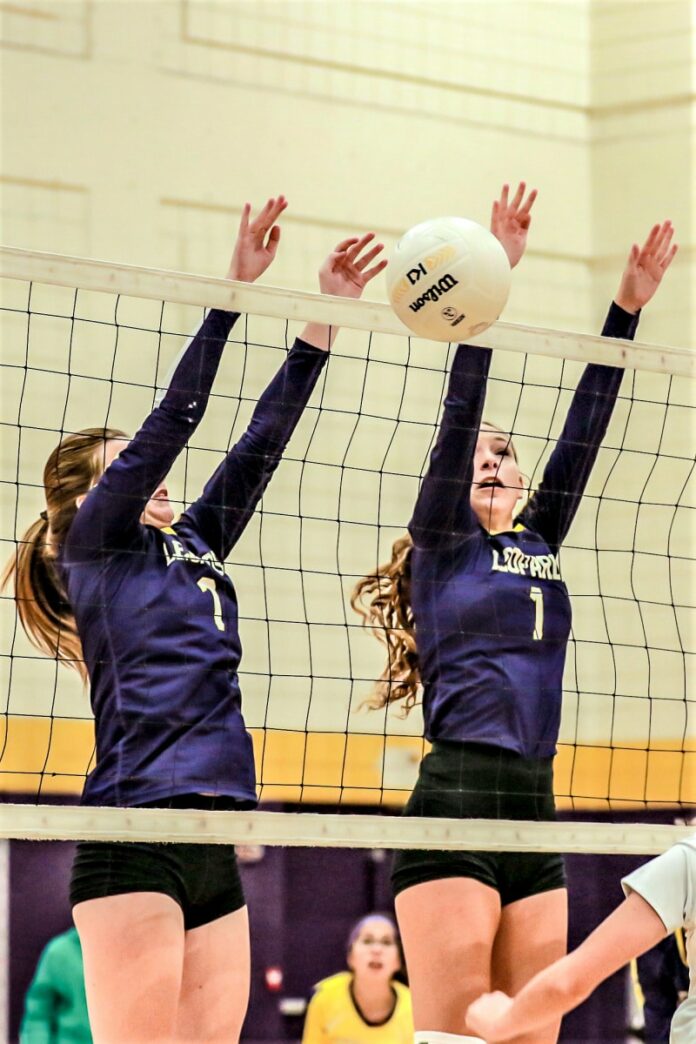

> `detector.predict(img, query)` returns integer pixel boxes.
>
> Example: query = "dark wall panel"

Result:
[6,807,688,1042]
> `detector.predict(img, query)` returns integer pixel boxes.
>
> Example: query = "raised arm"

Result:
[181,234,387,559]
[408,345,492,549]
[520,221,678,550]
[410,182,536,550]
[65,197,288,559]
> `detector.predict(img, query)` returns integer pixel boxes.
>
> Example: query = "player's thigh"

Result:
[175,905,250,1043]
[73,891,185,1043]
[395,877,501,1035]
[491,887,568,1044]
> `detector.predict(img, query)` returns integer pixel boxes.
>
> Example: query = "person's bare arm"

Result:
[466,893,667,1042]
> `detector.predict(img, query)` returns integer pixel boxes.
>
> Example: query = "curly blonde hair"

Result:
[350,533,419,714]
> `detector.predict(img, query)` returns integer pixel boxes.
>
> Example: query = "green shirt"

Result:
[20,928,91,1044]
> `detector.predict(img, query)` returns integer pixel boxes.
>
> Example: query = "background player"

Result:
[302,914,412,1043]
[466,834,695,1043]
[20,926,91,1044]
[3,196,386,1043]
[352,187,678,1044]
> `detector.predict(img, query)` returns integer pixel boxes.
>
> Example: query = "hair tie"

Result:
[39,510,48,522]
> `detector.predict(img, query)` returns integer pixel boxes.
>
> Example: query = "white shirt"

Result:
[622,836,696,1044]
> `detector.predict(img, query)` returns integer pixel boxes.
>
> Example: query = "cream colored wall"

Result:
[1,0,693,804]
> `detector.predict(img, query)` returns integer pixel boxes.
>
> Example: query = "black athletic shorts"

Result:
[70,795,245,930]
[392,741,566,905]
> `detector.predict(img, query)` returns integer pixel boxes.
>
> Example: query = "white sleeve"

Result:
[621,841,696,933]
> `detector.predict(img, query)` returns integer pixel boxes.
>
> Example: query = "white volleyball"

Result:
[386,217,511,341]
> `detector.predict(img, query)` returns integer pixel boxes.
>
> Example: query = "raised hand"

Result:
[490,182,537,269]
[227,196,288,283]
[614,220,678,314]
[465,990,515,1041]
[318,233,387,299]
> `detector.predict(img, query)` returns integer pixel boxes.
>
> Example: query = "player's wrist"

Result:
[226,267,256,283]
[613,295,639,315]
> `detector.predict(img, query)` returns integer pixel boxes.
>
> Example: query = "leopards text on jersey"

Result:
[60,309,327,807]
[408,302,639,758]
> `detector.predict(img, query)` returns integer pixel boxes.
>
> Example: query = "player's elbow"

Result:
[554,960,594,1010]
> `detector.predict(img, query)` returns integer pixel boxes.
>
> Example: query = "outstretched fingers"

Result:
[509,180,526,211]
[361,257,388,283]
[266,224,282,259]
[519,186,538,217]
[238,202,251,236]
[639,221,664,260]
[332,236,360,254]
[495,180,537,218]
[248,195,288,240]
[654,223,676,267]
[354,242,384,271]
[344,232,376,263]
[639,220,678,271]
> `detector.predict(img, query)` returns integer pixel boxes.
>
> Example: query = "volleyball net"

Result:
[1,246,694,854]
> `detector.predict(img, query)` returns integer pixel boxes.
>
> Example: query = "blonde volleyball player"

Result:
[4,197,386,1044]
[466,835,696,1042]
[352,188,678,1044]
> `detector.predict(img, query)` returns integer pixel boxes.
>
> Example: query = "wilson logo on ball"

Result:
[409,273,459,313]
[390,244,456,303]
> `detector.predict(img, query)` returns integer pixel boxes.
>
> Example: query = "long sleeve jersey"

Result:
[409,302,639,759]
[59,310,327,807]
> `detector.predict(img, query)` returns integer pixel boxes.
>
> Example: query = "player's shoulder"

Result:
[393,979,412,1008]
[312,970,351,997]
[41,926,79,963]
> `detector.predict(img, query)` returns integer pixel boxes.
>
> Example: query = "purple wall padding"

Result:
[9,839,78,1042]
[7,805,690,1042]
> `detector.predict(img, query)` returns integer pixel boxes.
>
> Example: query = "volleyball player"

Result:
[302,914,413,1043]
[466,834,695,1042]
[4,196,386,1044]
[351,185,678,1044]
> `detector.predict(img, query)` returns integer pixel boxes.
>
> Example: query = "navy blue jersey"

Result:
[59,309,327,807]
[409,302,639,758]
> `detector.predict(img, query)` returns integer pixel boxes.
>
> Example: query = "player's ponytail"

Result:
[1,426,128,682]
[350,534,420,714]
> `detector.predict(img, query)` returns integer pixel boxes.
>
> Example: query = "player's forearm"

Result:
[299,322,336,351]
[159,309,238,419]
[487,959,591,1040]
[409,344,491,546]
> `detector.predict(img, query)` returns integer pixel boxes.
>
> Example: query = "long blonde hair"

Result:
[350,534,419,714]
[1,427,128,681]
[351,421,522,714]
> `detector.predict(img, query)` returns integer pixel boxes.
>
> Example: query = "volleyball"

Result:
[386,216,512,341]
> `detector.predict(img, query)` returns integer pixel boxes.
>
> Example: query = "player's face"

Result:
[77,439,175,528]
[346,917,401,983]
[470,430,524,530]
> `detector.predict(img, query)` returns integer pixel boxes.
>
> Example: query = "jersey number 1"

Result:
[197,577,225,632]
[530,585,544,640]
